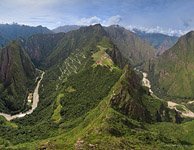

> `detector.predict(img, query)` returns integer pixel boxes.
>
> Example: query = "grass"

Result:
[92,45,115,69]
[51,94,64,123]
[176,105,187,112]
[0,116,18,128]
[65,86,76,93]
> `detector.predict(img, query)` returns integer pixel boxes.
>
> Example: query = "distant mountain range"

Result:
[133,29,178,55]
[0,24,52,47]
[52,25,81,33]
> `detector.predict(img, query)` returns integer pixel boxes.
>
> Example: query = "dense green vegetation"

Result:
[0,41,36,113]
[1,24,194,150]
[3,65,194,150]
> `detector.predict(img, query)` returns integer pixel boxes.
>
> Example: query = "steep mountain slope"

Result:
[0,25,185,149]
[45,24,112,67]
[23,33,65,66]
[52,25,81,33]
[150,31,194,99]
[5,65,183,149]
[0,41,36,112]
[0,35,8,47]
[0,24,52,47]
[134,29,178,55]
[105,25,155,69]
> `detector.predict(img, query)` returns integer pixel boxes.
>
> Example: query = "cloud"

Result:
[104,15,122,26]
[126,25,188,36]
[77,16,101,25]
[77,15,122,26]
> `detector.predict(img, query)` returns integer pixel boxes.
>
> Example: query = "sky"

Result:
[0,0,194,36]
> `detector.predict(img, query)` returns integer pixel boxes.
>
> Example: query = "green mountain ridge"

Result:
[1,24,194,149]
[23,33,65,66]
[105,25,155,70]
[150,31,194,99]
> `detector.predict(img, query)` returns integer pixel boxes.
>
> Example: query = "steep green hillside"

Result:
[105,25,155,69]
[24,33,65,66]
[0,25,193,150]
[0,41,36,113]
[150,31,194,99]
[45,24,109,67]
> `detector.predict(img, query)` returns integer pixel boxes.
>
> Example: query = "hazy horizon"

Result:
[0,0,194,36]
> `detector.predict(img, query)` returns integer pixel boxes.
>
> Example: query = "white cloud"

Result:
[103,15,122,26]
[126,25,188,36]
[77,16,101,25]
[77,15,122,26]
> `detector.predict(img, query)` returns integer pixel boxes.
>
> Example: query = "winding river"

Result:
[0,71,45,121]
[136,69,194,118]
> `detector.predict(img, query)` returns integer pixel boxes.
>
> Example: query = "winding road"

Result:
[0,71,45,121]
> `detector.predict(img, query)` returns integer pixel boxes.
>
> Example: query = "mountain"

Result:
[23,33,65,66]
[0,24,52,47]
[150,31,194,99]
[105,25,155,69]
[0,35,8,47]
[0,24,188,150]
[0,41,36,113]
[52,25,81,33]
[133,29,178,55]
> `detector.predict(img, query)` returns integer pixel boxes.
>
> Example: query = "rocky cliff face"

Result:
[0,41,35,112]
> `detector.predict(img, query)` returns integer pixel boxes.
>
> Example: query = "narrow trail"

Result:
[0,70,45,121]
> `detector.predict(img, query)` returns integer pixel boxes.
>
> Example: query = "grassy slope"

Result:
[151,31,194,99]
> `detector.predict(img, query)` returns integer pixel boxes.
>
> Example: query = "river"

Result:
[0,71,45,121]
[135,68,194,118]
